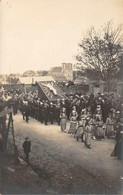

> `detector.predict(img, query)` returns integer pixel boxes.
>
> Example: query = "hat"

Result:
[75,95,79,98]
[72,110,76,113]
[25,137,29,140]
[97,105,101,108]
[87,117,90,120]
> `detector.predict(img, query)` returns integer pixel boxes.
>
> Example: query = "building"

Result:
[17,76,55,93]
[49,67,67,82]
[18,76,66,101]
[50,63,73,82]
[62,63,73,81]
[18,76,55,85]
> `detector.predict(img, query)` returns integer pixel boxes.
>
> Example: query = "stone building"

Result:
[49,67,67,82]
[50,63,73,82]
[62,63,73,81]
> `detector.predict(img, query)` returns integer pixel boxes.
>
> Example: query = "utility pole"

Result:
[120,47,123,119]
[121,50,123,96]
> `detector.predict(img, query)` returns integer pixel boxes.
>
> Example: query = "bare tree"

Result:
[76,21,123,83]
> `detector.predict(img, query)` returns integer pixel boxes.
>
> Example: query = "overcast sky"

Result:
[0,0,123,74]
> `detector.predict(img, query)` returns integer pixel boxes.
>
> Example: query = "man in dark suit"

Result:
[43,101,49,125]
[49,102,55,124]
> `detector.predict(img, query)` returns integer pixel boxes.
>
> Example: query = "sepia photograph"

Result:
[0,0,123,194]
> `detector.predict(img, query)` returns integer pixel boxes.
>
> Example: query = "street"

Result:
[9,113,123,194]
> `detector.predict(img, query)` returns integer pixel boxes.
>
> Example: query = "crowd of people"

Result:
[0,88,123,159]
[59,93,122,150]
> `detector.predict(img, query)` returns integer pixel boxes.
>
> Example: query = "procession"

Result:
[1,84,123,194]
[1,87,122,160]
[0,0,123,194]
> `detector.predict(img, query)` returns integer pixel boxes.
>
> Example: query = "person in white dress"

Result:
[68,110,78,134]
[60,107,67,132]
[96,116,106,140]
[106,113,114,138]
[85,119,92,149]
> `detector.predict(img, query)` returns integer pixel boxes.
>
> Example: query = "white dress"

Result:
[60,112,67,131]
[85,125,92,147]
[106,117,114,137]
[68,116,77,134]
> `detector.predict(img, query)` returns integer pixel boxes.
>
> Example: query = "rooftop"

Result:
[52,75,67,82]
[50,66,62,72]
[18,76,55,84]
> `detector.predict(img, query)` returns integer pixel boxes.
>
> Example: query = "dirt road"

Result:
[9,113,123,194]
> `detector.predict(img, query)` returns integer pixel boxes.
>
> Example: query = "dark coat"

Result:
[23,140,31,154]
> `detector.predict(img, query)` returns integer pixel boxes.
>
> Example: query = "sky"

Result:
[0,0,123,74]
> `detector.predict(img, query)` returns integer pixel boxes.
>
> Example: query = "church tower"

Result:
[62,63,73,81]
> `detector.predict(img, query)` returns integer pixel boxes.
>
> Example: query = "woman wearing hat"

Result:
[60,107,67,132]
[68,110,78,135]
[111,117,123,160]
[90,114,96,140]
[75,119,85,142]
[85,119,92,149]
[106,113,114,138]
[96,116,105,140]
[96,105,102,121]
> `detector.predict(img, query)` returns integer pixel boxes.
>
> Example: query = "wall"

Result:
[89,80,117,96]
